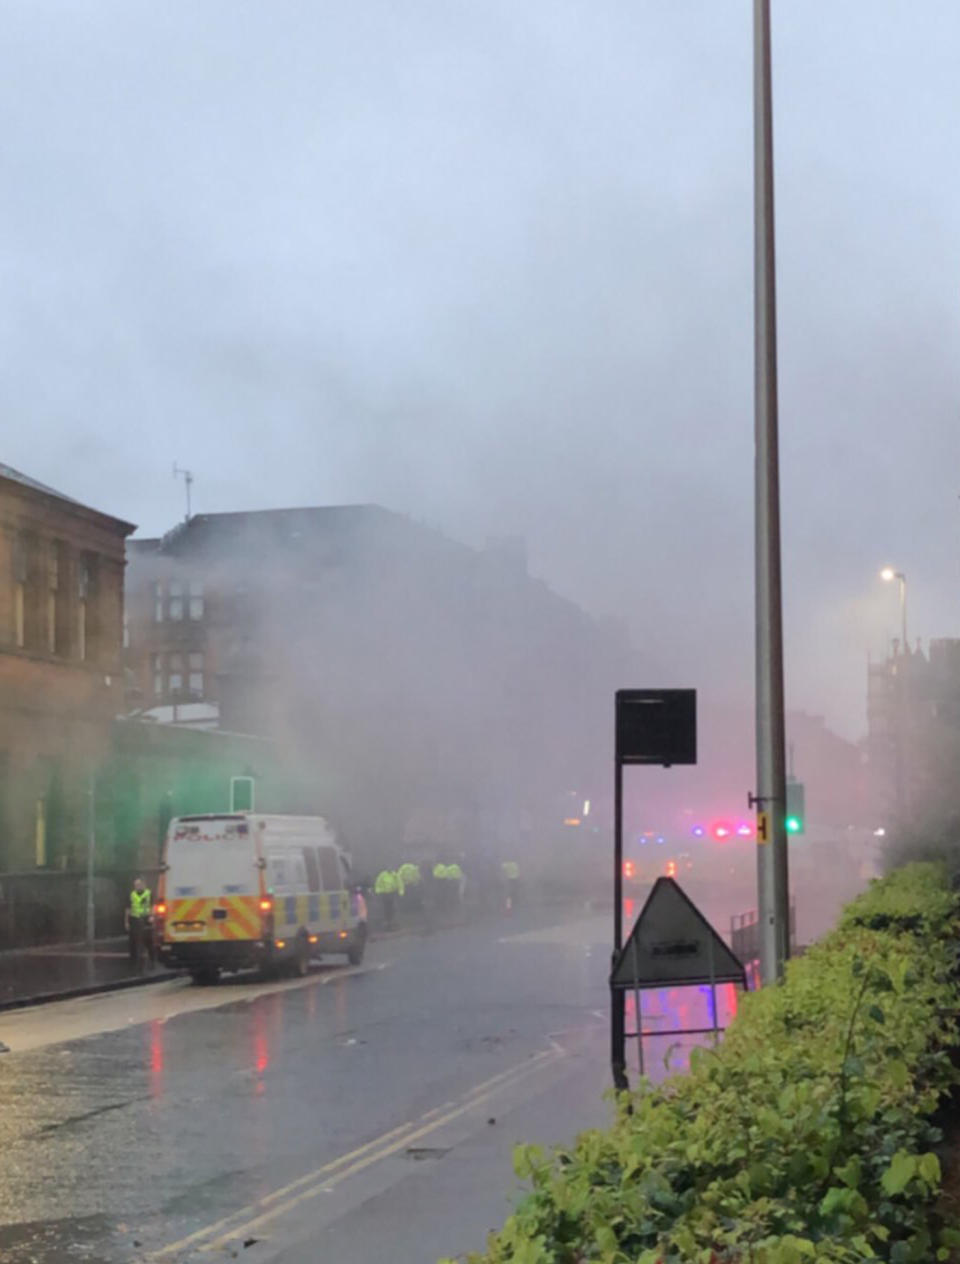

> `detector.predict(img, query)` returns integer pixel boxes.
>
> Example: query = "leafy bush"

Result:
[450,864,960,1264]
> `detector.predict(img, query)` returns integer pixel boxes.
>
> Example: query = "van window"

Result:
[268,855,288,891]
[291,854,307,888]
[302,847,321,893]
[318,847,343,891]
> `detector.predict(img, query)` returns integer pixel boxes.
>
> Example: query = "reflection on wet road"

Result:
[0,899,745,1263]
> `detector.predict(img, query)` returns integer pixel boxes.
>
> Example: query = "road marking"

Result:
[148,1046,564,1260]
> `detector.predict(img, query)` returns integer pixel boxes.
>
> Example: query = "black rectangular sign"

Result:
[615,689,696,767]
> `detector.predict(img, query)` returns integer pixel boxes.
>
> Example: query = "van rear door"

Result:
[165,817,261,944]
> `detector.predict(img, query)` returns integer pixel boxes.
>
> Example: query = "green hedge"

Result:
[452,864,960,1264]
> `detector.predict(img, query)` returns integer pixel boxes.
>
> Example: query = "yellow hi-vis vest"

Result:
[130,888,151,918]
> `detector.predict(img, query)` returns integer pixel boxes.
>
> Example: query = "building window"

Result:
[12,534,26,648]
[189,672,203,695]
[153,673,163,697]
[77,558,88,661]
[189,580,204,621]
[168,579,184,622]
[154,582,164,623]
[169,673,183,693]
[46,544,60,654]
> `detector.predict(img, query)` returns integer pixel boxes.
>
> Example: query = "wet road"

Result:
[0,899,742,1264]
[0,906,615,1263]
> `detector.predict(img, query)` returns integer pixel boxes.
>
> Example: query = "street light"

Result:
[880,567,908,654]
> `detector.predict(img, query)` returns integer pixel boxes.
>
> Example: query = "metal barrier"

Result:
[0,868,162,951]
[730,904,797,987]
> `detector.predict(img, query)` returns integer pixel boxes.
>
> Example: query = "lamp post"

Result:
[880,567,907,654]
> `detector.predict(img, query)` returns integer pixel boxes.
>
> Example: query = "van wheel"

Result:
[347,926,367,966]
[191,966,220,986]
[294,933,311,977]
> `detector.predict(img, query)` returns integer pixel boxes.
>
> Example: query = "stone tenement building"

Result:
[125,506,636,863]
[0,464,133,870]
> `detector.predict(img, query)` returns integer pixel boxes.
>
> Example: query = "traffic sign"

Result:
[757,811,770,844]
[611,877,745,989]
[615,690,697,767]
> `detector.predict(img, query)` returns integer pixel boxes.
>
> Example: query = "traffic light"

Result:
[785,779,805,835]
[623,860,636,880]
[665,860,677,878]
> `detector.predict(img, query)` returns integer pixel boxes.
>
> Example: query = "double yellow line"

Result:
[148,1045,565,1260]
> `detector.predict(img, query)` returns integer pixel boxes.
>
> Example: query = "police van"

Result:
[156,813,367,984]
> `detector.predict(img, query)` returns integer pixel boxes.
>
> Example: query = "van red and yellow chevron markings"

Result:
[166,896,262,942]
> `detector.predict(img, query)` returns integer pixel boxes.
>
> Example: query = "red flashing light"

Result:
[259,898,273,912]
[154,902,167,916]
[623,860,636,880]
[666,860,678,878]
[711,820,733,841]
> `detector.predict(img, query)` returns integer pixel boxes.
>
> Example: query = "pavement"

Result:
[0,902,739,1264]
[0,937,177,1011]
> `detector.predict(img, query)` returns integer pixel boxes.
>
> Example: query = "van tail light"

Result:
[155,902,167,917]
[259,897,274,939]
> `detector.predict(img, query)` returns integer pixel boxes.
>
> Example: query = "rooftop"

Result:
[0,462,135,532]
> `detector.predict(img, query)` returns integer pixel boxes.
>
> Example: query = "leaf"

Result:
[881,1150,917,1196]
[835,1155,862,1188]
[886,1059,909,1090]
[851,956,865,976]
[867,1004,886,1024]
[918,1151,941,1189]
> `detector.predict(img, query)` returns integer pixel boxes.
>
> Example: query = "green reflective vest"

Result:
[432,863,448,880]
[446,864,463,882]
[374,870,397,895]
[502,861,519,881]
[398,863,421,887]
[130,888,151,918]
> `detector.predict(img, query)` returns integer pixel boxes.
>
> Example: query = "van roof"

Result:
[173,813,334,831]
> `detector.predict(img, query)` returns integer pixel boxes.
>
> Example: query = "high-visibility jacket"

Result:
[398,863,421,887]
[501,861,519,881]
[130,888,152,918]
[446,863,464,882]
[374,870,397,895]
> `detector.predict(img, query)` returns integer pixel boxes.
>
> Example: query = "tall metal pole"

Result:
[754,0,790,983]
[898,574,908,653]
[611,757,628,1089]
[85,773,96,946]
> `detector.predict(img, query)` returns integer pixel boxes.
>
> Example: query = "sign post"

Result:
[611,877,746,1080]
[612,689,697,1090]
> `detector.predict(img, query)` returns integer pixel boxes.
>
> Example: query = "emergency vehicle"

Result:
[156,813,367,984]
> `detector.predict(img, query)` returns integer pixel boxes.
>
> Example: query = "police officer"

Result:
[446,862,465,906]
[374,869,399,930]
[126,876,153,965]
[398,863,422,912]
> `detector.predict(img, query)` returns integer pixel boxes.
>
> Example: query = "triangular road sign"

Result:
[611,877,745,989]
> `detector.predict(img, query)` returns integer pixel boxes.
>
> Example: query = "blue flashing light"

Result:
[691,825,705,837]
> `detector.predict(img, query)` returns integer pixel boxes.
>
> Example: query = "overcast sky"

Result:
[2,1,959,739]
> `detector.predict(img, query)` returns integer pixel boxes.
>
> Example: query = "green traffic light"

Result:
[785,816,801,834]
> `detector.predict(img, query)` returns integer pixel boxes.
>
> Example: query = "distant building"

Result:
[0,464,134,869]
[125,505,635,864]
[866,638,960,825]
[785,710,869,829]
